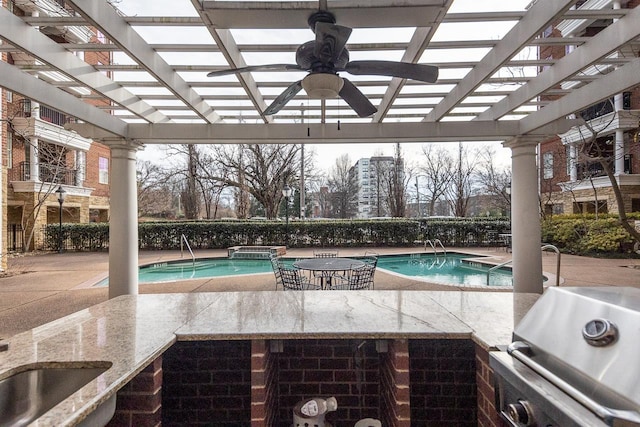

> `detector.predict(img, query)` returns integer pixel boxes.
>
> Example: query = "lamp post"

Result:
[56,185,66,253]
[282,185,292,246]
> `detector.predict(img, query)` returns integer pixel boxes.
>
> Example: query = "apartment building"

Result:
[1,0,111,257]
[350,156,402,219]
[538,0,640,215]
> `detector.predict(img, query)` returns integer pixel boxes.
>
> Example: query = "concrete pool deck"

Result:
[0,247,638,339]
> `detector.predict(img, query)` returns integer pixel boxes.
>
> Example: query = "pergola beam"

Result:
[478,5,640,121]
[425,0,576,122]
[520,57,640,135]
[0,8,169,124]
[0,61,127,137]
[63,0,222,124]
[68,119,579,145]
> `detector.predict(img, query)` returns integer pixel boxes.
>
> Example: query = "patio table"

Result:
[293,258,365,289]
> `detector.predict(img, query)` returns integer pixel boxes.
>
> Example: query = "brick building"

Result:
[538,0,640,215]
[1,0,111,256]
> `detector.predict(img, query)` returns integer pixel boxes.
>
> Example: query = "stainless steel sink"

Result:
[0,362,113,427]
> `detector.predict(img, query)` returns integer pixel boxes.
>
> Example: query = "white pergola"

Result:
[1,0,639,296]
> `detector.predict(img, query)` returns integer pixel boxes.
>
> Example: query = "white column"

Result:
[29,137,40,182]
[613,0,626,176]
[108,141,141,298]
[0,92,4,271]
[504,137,544,294]
[569,144,578,181]
[614,93,625,175]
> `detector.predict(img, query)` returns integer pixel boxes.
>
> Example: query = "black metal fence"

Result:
[7,224,24,252]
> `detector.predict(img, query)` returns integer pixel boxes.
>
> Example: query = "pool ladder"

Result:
[486,244,561,287]
[424,239,446,256]
[180,234,195,267]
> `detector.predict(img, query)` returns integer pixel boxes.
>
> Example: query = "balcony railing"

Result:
[14,161,78,186]
[17,99,69,126]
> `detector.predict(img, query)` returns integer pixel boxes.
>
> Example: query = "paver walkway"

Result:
[0,247,638,339]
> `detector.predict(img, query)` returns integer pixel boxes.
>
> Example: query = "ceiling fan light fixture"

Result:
[302,73,344,99]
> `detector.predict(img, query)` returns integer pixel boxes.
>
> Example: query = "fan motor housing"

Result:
[296,41,349,70]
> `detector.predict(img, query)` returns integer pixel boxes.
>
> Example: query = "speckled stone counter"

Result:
[0,290,538,426]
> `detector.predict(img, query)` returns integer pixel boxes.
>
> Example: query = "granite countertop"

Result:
[0,290,538,427]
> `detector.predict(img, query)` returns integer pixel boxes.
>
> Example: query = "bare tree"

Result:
[418,145,454,216]
[382,143,408,217]
[476,146,512,215]
[327,154,359,218]
[137,160,174,217]
[195,144,312,219]
[446,142,478,217]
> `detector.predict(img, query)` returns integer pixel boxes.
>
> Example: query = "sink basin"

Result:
[0,362,113,427]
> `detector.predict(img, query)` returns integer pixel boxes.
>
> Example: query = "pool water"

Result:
[376,253,512,287]
[96,253,512,287]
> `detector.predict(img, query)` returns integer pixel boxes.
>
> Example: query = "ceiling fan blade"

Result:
[207,64,302,78]
[263,80,304,115]
[345,60,439,83]
[339,78,377,118]
[314,22,352,65]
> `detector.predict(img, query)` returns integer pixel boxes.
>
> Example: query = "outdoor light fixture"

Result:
[56,185,66,253]
[301,73,344,99]
[282,185,292,246]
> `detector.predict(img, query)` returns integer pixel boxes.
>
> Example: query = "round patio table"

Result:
[293,258,365,289]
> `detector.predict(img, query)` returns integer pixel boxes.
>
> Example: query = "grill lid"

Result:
[511,287,640,421]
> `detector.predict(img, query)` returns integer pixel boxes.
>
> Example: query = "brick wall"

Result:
[251,340,278,426]
[162,341,252,426]
[380,339,410,427]
[153,339,489,426]
[107,356,163,427]
[276,339,381,426]
[475,345,509,427]
[409,339,477,426]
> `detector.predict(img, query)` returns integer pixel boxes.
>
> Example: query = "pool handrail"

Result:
[180,234,195,267]
[424,239,446,256]
[486,244,561,287]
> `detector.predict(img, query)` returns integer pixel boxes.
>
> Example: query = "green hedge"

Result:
[44,218,512,251]
[541,214,638,255]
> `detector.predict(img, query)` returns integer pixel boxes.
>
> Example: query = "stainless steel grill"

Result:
[490,287,640,427]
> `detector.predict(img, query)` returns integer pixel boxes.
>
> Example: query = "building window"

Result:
[99,157,109,184]
[543,152,554,179]
[6,90,12,103]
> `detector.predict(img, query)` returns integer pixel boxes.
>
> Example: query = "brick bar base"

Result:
[106,356,163,427]
[103,339,499,426]
[409,339,477,426]
[475,345,509,427]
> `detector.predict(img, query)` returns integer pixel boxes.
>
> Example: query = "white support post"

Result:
[504,137,544,294]
[108,141,141,298]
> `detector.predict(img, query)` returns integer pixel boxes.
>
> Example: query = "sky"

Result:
[117,0,530,173]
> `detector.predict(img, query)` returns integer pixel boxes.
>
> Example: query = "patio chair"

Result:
[313,250,339,258]
[279,264,321,291]
[270,255,284,291]
[332,263,376,290]
[312,250,340,284]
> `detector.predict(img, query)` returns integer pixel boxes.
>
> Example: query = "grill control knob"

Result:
[583,319,618,346]
[507,400,534,426]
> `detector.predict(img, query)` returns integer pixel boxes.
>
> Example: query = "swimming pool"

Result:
[376,253,512,287]
[96,253,512,287]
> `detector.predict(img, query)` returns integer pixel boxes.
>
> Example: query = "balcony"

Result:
[559,109,640,145]
[10,162,93,197]
[11,105,92,152]
[13,0,91,43]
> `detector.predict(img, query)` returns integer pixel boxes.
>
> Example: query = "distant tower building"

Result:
[350,156,397,218]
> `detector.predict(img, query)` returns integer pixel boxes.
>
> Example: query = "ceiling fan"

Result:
[206,4,438,118]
